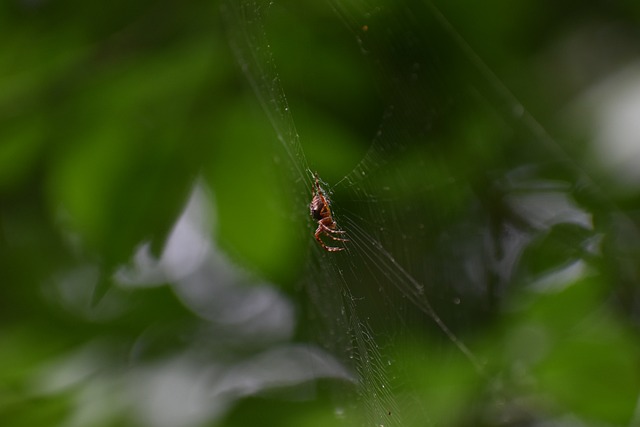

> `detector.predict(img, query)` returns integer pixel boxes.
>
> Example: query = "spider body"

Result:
[310,173,348,252]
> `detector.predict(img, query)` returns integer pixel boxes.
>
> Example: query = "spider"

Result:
[309,173,348,252]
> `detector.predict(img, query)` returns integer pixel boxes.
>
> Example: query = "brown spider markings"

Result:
[309,173,348,252]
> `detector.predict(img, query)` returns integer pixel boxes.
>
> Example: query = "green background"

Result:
[3,0,640,426]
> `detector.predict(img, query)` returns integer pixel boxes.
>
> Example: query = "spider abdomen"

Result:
[310,196,325,221]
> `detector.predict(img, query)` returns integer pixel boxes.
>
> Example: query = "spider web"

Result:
[220,1,639,426]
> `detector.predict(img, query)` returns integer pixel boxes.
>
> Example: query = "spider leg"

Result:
[325,233,349,242]
[324,244,345,252]
[315,227,346,252]
[326,228,347,234]
[319,221,346,234]
[318,222,349,242]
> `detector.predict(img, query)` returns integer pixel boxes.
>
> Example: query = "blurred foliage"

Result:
[3,0,640,427]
